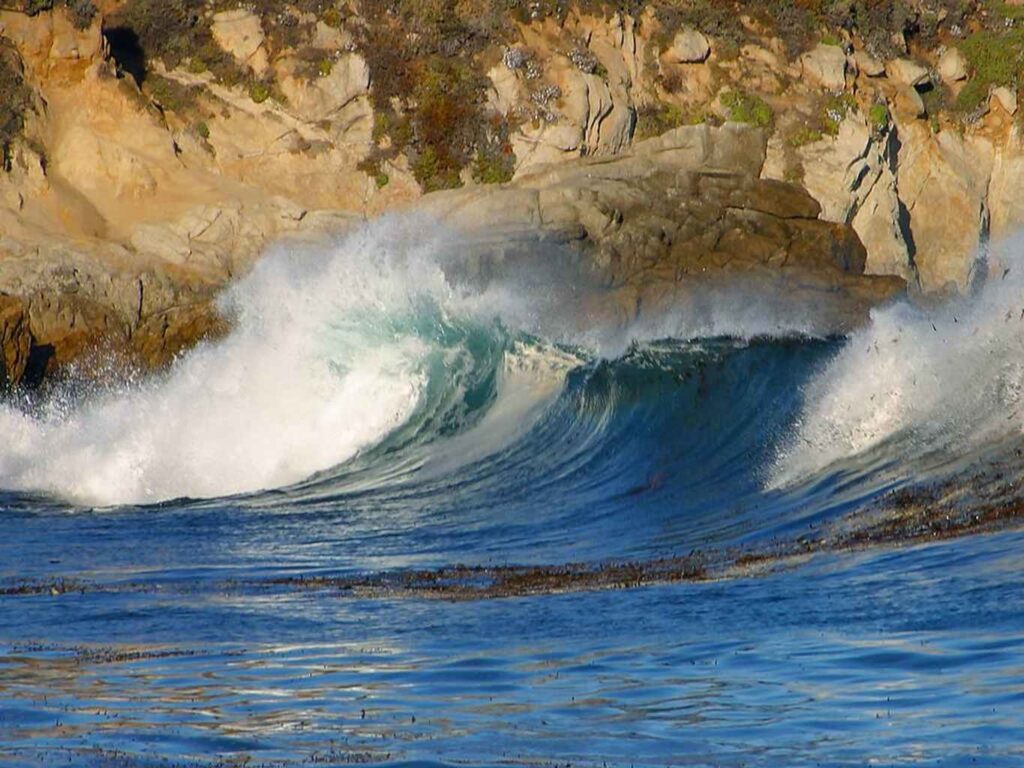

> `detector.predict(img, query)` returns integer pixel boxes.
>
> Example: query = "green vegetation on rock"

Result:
[95,0,1011,188]
[635,102,714,140]
[921,84,950,130]
[868,103,890,131]
[107,0,251,86]
[356,0,507,192]
[472,142,516,184]
[956,25,1024,114]
[635,102,687,139]
[411,146,462,192]
[356,155,390,188]
[788,126,823,148]
[145,74,201,114]
[652,0,952,59]
[821,93,857,136]
[248,81,271,104]
[721,90,773,129]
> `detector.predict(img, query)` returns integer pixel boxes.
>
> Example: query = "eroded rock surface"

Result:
[415,125,903,332]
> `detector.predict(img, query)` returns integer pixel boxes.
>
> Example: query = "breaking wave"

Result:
[0,215,1021,554]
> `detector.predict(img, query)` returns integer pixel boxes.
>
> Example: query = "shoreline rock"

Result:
[8,2,1024,387]
[415,124,903,333]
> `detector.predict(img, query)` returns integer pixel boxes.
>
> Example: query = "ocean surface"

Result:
[2,219,1023,767]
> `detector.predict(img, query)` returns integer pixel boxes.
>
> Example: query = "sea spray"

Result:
[0,219,496,505]
[771,235,1024,488]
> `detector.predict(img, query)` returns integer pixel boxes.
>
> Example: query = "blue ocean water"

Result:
[2,221,1023,766]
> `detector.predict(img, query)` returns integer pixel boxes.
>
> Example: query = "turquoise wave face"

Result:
[199,336,865,567]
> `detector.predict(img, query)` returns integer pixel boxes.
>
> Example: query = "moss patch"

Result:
[357,155,390,188]
[721,90,773,129]
[868,102,890,132]
[144,74,201,114]
[821,92,857,135]
[788,125,823,148]
[248,80,271,104]
[634,101,714,139]
[956,26,1024,114]
[471,141,516,184]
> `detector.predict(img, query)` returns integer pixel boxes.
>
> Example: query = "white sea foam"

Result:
[771,238,1024,487]
[0,218,480,506]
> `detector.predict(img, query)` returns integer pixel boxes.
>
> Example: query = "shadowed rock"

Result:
[412,123,905,334]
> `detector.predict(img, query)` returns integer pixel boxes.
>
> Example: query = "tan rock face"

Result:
[893,85,926,120]
[276,53,370,123]
[54,123,160,200]
[783,118,914,282]
[885,58,930,87]
[0,7,103,71]
[992,86,1019,116]
[510,14,641,175]
[669,29,710,63]
[796,119,875,223]
[852,170,912,280]
[9,2,1024,389]
[937,47,968,84]
[800,44,847,90]
[312,21,352,51]
[854,50,885,77]
[0,295,31,388]
[211,10,269,77]
[26,291,130,374]
[487,63,524,116]
[133,302,228,370]
[416,124,903,333]
[897,127,991,292]
[984,135,1024,243]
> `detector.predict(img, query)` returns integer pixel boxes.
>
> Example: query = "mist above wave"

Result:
[772,238,1024,487]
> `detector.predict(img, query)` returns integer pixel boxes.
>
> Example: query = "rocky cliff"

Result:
[0,1,1019,387]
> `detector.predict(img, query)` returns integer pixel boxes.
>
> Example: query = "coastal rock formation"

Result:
[0,119,900,386]
[800,44,847,91]
[669,29,710,64]
[0,295,30,388]
[792,119,913,282]
[416,124,903,331]
[210,9,270,77]
[937,48,968,85]
[5,2,1024,385]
